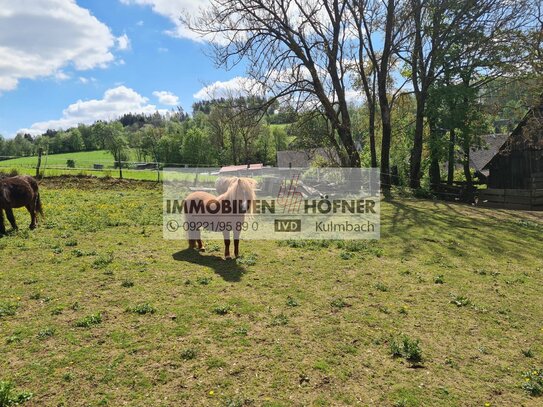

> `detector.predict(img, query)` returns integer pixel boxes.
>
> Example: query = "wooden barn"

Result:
[478,96,543,210]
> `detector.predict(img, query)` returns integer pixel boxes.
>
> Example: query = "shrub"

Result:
[66,160,75,168]
[390,335,423,365]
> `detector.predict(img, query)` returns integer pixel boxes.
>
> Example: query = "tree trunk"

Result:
[428,120,441,189]
[337,127,361,168]
[447,129,456,185]
[380,103,392,190]
[118,151,123,180]
[410,100,425,189]
[368,102,378,168]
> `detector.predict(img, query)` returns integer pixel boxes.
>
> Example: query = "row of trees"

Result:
[189,0,543,189]
[0,79,532,185]
[0,104,291,168]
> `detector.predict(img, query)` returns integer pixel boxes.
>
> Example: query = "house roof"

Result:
[483,95,543,170]
[219,164,264,173]
[470,134,509,171]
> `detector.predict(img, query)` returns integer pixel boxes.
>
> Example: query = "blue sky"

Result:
[0,0,247,137]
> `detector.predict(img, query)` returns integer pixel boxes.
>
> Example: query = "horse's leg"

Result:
[5,208,17,231]
[196,229,205,252]
[0,210,5,235]
[26,202,37,230]
[223,230,231,259]
[187,218,197,249]
[233,229,240,258]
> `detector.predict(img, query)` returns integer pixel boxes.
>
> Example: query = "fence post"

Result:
[35,148,43,178]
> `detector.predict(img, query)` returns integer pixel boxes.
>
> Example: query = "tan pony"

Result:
[184,177,257,259]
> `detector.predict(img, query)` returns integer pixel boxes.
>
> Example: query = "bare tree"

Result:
[188,0,361,167]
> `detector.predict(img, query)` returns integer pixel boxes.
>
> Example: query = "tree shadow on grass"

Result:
[172,248,246,282]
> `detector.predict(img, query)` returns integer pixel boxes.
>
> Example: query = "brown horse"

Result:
[0,175,43,235]
[184,177,257,259]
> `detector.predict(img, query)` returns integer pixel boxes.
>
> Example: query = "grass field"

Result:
[0,150,162,181]
[1,178,543,406]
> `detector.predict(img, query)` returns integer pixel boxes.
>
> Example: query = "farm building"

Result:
[478,96,543,210]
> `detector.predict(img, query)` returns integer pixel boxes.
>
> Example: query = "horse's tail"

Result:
[36,193,44,219]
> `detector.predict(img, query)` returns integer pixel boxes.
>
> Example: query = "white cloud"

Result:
[116,34,131,51]
[0,0,120,92]
[78,76,97,84]
[120,0,209,41]
[19,86,165,135]
[193,77,264,100]
[153,90,179,106]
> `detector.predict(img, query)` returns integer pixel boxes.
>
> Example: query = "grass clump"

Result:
[92,252,114,269]
[522,368,543,396]
[212,306,230,315]
[196,276,212,285]
[128,304,156,315]
[181,348,197,361]
[286,296,299,307]
[121,280,134,288]
[330,298,349,309]
[270,313,289,326]
[434,275,445,284]
[75,313,103,328]
[0,381,33,406]
[0,304,17,318]
[37,327,55,340]
[236,253,257,266]
[390,335,423,366]
[450,295,470,307]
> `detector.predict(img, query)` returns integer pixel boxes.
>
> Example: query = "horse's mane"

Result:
[219,177,257,212]
[215,176,235,195]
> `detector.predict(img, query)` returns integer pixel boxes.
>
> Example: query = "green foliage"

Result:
[75,313,103,328]
[181,348,197,361]
[0,304,17,318]
[450,295,470,307]
[128,304,156,315]
[37,327,55,340]
[522,368,543,396]
[390,335,423,365]
[212,306,230,315]
[0,381,33,406]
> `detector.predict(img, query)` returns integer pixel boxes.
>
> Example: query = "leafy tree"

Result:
[104,122,129,179]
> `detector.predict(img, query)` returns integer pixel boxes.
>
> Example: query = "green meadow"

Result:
[1,178,543,406]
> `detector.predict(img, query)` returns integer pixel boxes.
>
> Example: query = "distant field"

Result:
[0,150,162,181]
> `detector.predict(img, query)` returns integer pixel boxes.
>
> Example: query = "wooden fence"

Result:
[478,172,543,210]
